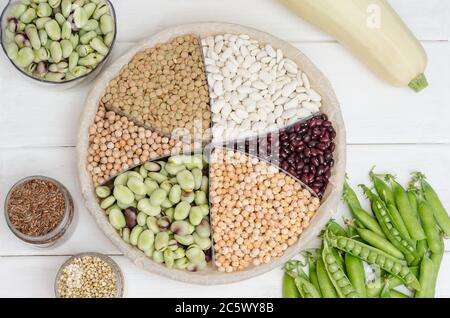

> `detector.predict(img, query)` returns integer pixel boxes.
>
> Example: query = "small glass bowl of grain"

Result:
[55,252,124,298]
[4,176,75,247]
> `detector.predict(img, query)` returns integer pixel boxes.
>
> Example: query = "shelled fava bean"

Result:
[202,34,322,141]
[101,34,211,139]
[4,0,115,82]
[96,154,212,271]
[209,148,320,272]
[88,105,194,186]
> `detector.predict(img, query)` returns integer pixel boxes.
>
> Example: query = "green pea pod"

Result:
[326,220,347,237]
[366,266,419,297]
[411,239,427,266]
[407,190,419,218]
[418,198,443,254]
[415,256,435,298]
[429,236,444,297]
[342,179,362,213]
[389,290,410,298]
[307,253,321,297]
[283,273,301,298]
[355,227,404,260]
[386,203,411,240]
[351,207,385,238]
[292,275,321,298]
[327,233,421,291]
[369,170,396,206]
[316,257,338,298]
[388,176,426,241]
[345,253,367,297]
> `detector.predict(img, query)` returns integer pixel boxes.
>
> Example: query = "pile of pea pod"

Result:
[283,170,450,298]
[95,154,212,272]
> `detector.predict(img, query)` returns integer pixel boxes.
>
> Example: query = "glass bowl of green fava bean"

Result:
[0,0,117,88]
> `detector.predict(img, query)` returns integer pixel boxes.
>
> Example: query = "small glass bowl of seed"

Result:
[0,0,117,88]
[4,175,75,247]
[55,252,124,298]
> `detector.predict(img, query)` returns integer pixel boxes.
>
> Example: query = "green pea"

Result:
[193,233,211,250]
[189,207,203,226]
[148,172,167,184]
[200,176,209,192]
[177,170,195,192]
[171,220,194,236]
[104,32,114,47]
[9,4,27,18]
[174,257,189,269]
[174,234,194,246]
[152,250,164,264]
[109,209,126,230]
[174,201,191,220]
[130,225,144,246]
[149,188,167,207]
[122,227,130,243]
[6,43,19,60]
[137,198,160,216]
[328,263,339,273]
[96,185,111,198]
[181,191,195,203]
[195,219,211,238]
[165,207,174,219]
[113,185,135,205]
[169,184,182,204]
[15,47,34,67]
[155,232,169,252]
[93,2,110,20]
[137,229,155,252]
[186,245,205,265]
[100,195,115,209]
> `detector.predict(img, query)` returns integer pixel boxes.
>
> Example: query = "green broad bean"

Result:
[181,191,195,203]
[174,257,189,270]
[14,33,30,49]
[174,234,194,246]
[199,204,209,216]
[155,232,170,251]
[96,185,111,198]
[168,239,178,251]
[15,47,34,67]
[71,65,88,77]
[157,216,171,231]
[25,25,41,50]
[327,234,421,291]
[164,250,175,268]
[6,43,19,60]
[78,52,103,66]
[80,30,97,44]
[186,245,205,264]
[69,33,79,47]
[174,201,191,220]
[109,209,126,230]
[49,40,62,63]
[137,198,161,216]
[144,244,154,258]
[60,0,72,17]
[37,3,52,17]
[171,220,194,236]
[148,172,168,184]
[161,198,173,209]
[187,261,207,272]
[388,176,426,241]
[84,2,96,18]
[49,0,62,8]
[146,216,160,234]
[73,6,88,28]
[189,207,204,226]
[193,233,211,250]
[173,247,186,259]
[149,188,167,207]
[20,8,37,23]
[195,219,211,238]
[122,227,130,244]
[137,212,147,227]
[38,29,48,46]
[192,168,203,190]
[44,19,61,40]
[104,32,114,47]
[200,176,208,192]
[283,273,301,298]
[127,177,147,196]
[345,253,367,297]
[45,72,64,81]
[82,19,99,31]
[144,162,161,172]
[139,165,148,178]
[105,204,119,216]
[322,243,359,298]
[418,197,442,254]
[93,2,110,20]
[144,179,159,195]
[355,227,404,259]
[9,4,27,18]
[152,250,164,264]
[164,207,174,219]
[125,171,142,181]
[60,39,72,58]
[130,225,144,246]
[60,21,71,39]
[68,51,78,70]
[100,195,115,209]
[194,190,207,205]
[137,229,155,252]
[113,185,135,205]
[177,170,195,192]
[54,12,66,26]
[99,14,114,34]
[165,163,185,175]
[160,180,172,193]
[169,184,182,204]
[35,17,51,29]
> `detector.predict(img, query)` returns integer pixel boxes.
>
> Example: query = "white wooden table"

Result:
[0,0,449,298]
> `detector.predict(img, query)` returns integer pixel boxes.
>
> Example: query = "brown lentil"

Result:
[7,179,65,237]
[57,255,118,298]
[101,34,211,140]
[210,148,320,273]
[87,106,194,186]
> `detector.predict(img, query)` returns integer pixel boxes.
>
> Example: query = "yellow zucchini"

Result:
[280,0,428,92]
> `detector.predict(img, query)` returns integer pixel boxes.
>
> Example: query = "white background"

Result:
[0,0,449,297]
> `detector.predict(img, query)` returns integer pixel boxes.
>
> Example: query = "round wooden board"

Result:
[77,22,346,285]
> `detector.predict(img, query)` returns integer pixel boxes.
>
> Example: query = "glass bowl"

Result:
[55,252,124,298]
[0,0,117,89]
[4,175,75,247]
